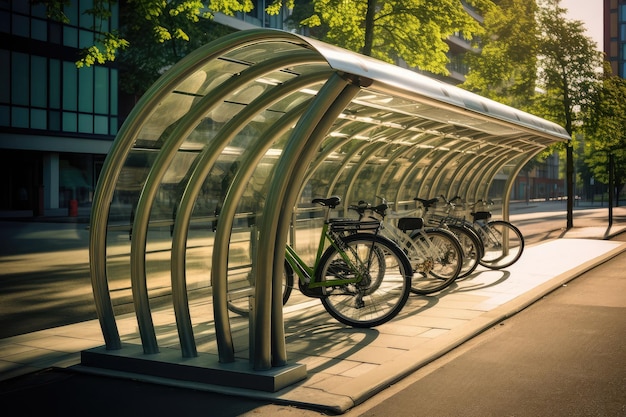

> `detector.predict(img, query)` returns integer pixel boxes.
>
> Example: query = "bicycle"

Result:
[461,197,524,269]
[349,198,463,295]
[414,197,483,278]
[422,196,524,270]
[228,196,413,328]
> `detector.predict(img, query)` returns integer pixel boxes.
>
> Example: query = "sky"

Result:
[560,0,604,51]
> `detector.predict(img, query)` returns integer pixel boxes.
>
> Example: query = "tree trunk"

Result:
[362,0,376,56]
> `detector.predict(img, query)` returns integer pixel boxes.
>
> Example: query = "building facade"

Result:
[0,0,295,218]
[1,0,119,216]
[605,0,626,77]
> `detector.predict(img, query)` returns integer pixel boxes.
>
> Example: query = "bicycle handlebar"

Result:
[349,201,388,218]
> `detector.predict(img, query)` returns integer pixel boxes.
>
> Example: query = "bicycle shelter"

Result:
[85,29,570,391]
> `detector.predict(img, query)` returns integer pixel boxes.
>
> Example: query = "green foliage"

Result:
[461,0,538,110]
[76,32,130,67]
[535,0,602,134]
[35,0,284,71]
[293,0,495,76]
[118,7,235,96]
[582,62,626,187]
[33,0,71,22]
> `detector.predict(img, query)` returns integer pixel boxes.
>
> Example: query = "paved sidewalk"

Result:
[1,222,625,413]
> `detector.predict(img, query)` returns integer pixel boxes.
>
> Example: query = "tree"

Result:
[294,0,496,76]
[34,0,292,68]
[461,0,538,111]
[534,0,603,227]
[117,4,236,97]
[583,62,626,205]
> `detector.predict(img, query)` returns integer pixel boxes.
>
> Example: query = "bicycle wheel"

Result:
[446,224,482,278]
[408,228,463,294]
[317,233,412,328]
[227,260,294,317]
[478,220,524,269]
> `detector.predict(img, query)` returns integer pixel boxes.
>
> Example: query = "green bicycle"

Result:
[287,196,413,327]
[228,196,413,328]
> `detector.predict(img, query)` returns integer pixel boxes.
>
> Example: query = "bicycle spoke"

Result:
[317,234,411,328]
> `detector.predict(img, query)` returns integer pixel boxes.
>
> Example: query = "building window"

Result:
[0,0,118,136]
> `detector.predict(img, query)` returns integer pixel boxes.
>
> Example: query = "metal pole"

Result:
[609,153,614,226]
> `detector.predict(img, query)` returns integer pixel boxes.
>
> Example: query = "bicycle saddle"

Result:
[312,196,341,208]
[414,197,439,209]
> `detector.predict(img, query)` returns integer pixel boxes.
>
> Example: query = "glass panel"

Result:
[31,3,47,18]
[63,26,78,48]
[12,106,28,128]
[110,69,117,114]
[80,0,94,28]
[30,56,47,107]
[0,105,9,126]
[11,52,28,105]
[109,116,117,134]
[63,61,77,111]
[110,1,118,31]
[0,49,8,103]
[12,14,28,37]
[0,11,10,34]
[79,29,93,49]
[49,21,61,44]
[30,108,46,129]
[94,115,108,134]
[49,59,60,109]
[79,65,94,112]
[31,18,46,41]
[65,0,78,25]
[49,110,61,130]
[94,66,108,113]
[12,1,29,14]
[78,113,93,133]
[62,111,77,132]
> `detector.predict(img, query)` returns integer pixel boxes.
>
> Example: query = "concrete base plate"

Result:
[81,344,307,393]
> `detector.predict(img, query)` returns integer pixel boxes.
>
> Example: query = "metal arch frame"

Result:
[87,29,570,388]
[171,71,331,360]
[129,51,324,355]
[255,74,361,370]
[89,28,320,351]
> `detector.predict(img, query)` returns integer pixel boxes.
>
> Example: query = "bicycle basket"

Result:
[397,217,424,232]
[471,211,492,221]
[329,218,381,232]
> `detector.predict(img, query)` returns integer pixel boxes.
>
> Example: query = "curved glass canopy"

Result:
[89,29,569,373]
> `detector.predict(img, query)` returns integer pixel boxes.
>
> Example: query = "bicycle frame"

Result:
[285,215,379,290]
[378,214,440,273]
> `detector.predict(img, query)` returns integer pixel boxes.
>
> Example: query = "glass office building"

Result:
[0,0,118,215]
[606,0,626,78]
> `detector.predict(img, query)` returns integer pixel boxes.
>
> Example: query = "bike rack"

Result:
[85,28,570,391]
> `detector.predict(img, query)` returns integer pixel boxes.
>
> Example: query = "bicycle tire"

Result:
[407,228,463,294]
[478,220,524,269]
[446,224,482,278]
[227,260,294,317]
[317,233,412,328]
